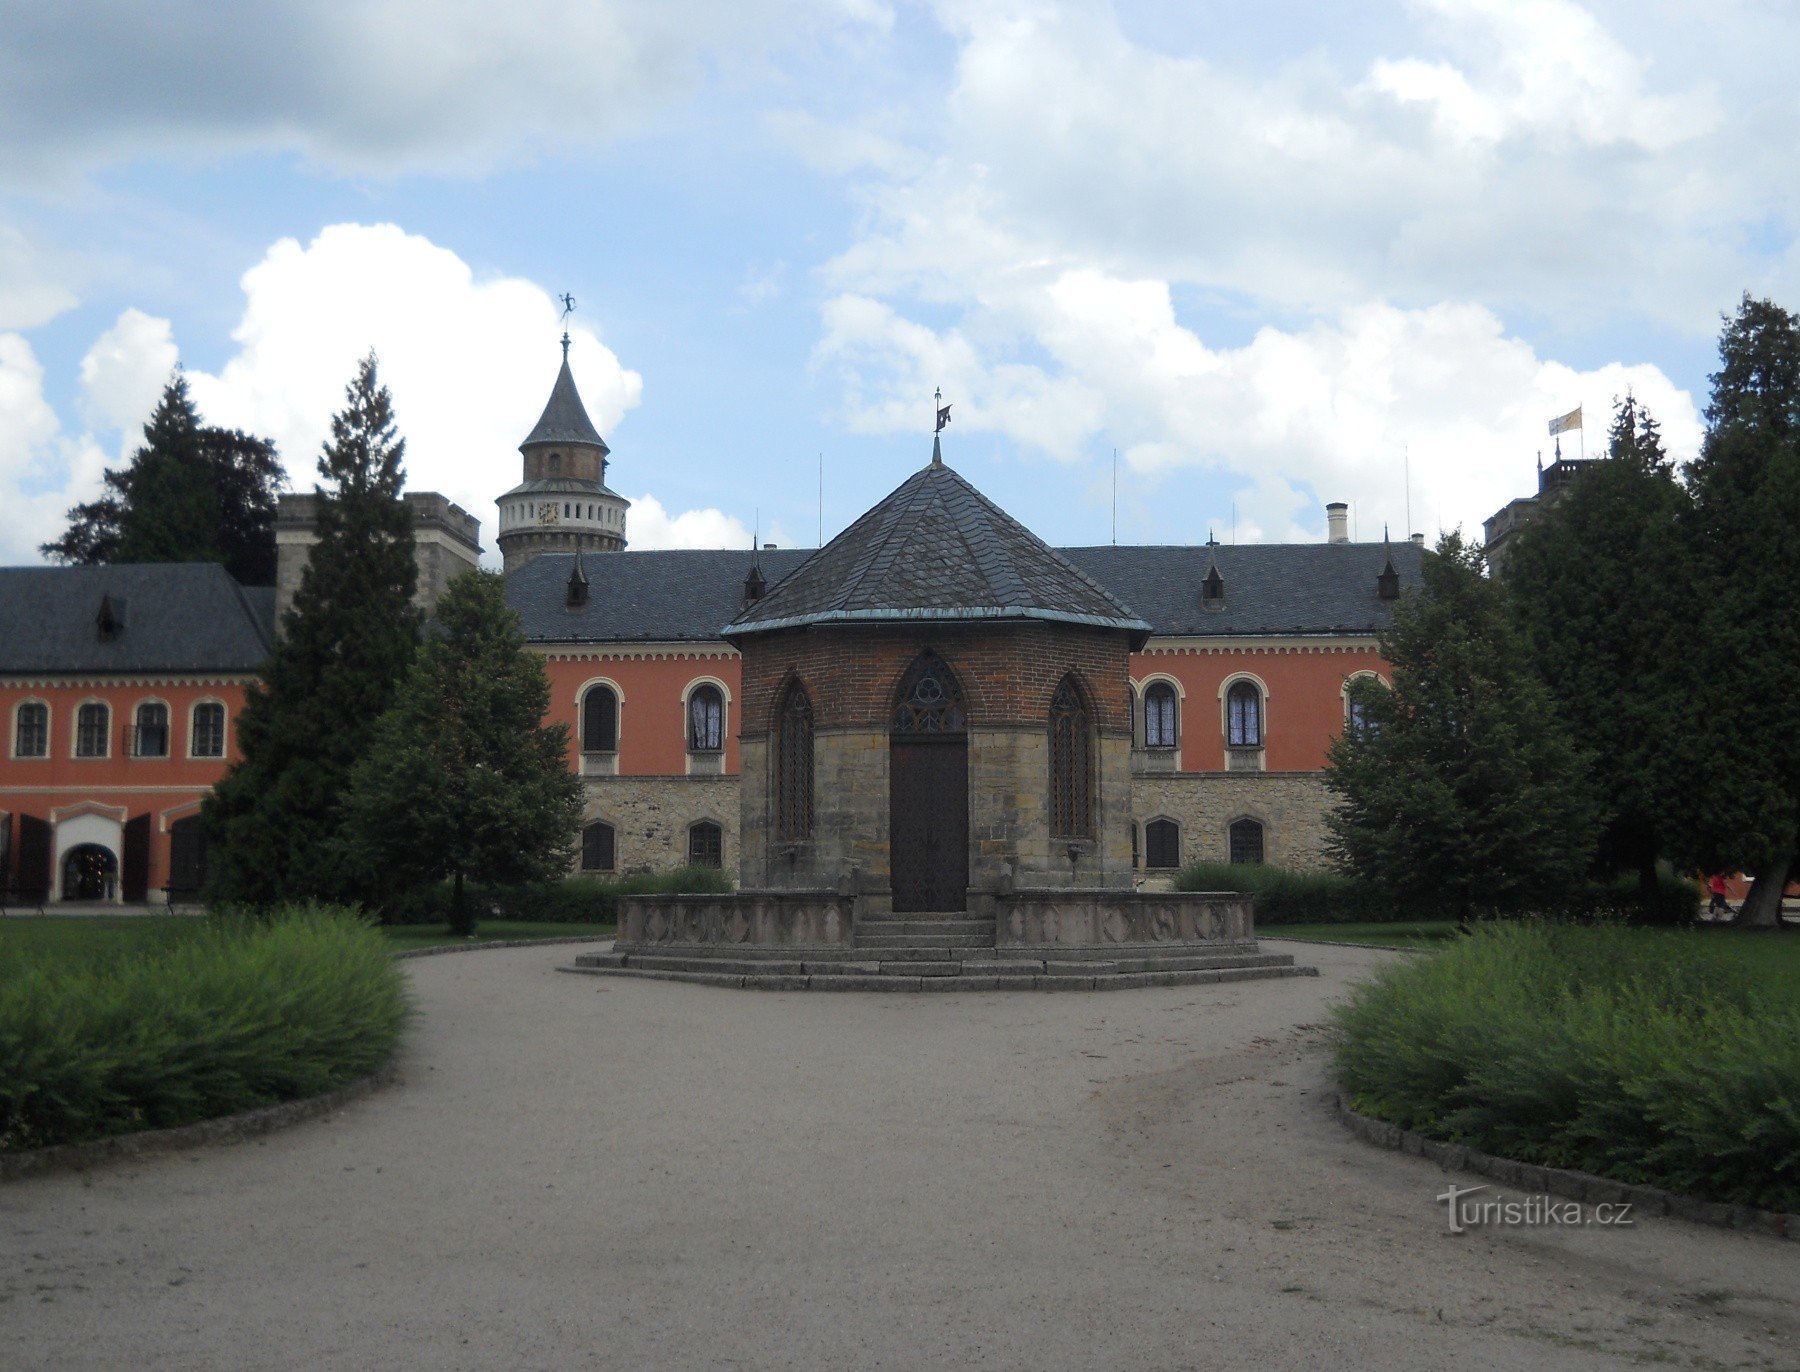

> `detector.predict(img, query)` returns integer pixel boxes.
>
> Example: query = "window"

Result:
[14,701,47,758]
[1344,675,1383,739]
[75,702,110,758]
[581,685,618,752]
[687,684,724,752]
[1229,818,1265,866]
[192,701,226,758]
[134,702,169,758]
[688,821,723,868]
[776,681,814,841]
[1227,681,1263,748]
[1143,681,1178,749]
[581,821,616,873]
[1145,818,1180,870]
[1049,676,1093,839]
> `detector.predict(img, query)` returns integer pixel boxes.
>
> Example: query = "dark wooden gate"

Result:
[122,815,151,902]
[15,815,51,902]
[168,815,207,899]
[888,653,969,913]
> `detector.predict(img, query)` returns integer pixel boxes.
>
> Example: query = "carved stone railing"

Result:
[617,890,852,949]
[995,889,1253,948]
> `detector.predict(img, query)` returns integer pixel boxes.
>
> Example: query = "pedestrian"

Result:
[1707,873,1732,918]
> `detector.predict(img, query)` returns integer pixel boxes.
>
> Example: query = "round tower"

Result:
[496,336,630,575]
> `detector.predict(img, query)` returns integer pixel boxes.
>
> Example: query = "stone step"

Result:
[855,919,995,939]
[557,963,1319,993]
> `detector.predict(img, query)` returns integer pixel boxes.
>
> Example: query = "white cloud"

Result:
[0,0,891,179]
[624,493,755,550]
[79,308,179,436]
[815,270,1702,542]
[0,225,79,331]
[0,333,111,562]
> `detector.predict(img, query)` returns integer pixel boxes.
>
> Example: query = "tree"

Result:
[1505,393,1690,894]
[343,570,582,934]
[1324,532,1598,921]
[42,371,284,585]
[204,354,420,906]
[1680,295,1800,927]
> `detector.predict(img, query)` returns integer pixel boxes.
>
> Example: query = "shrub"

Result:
[1171,862,1422,924]
[0,904,408,1153]
[1333,922,1800,1211]
[380,866,734,926]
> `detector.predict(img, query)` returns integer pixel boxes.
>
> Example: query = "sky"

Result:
[2,0,1796,566]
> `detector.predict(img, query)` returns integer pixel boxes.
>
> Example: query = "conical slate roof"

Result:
[725,450,1151,642]
[521,346,609,453]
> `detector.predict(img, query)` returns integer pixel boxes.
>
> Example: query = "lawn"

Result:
[1263,921,1463,949]
[0,915,613,963]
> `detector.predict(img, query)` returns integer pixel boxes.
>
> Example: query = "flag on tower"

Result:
[936,402,953,433]
[1548,406,1582,437]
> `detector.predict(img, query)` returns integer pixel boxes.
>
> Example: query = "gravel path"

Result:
[5,940,1797,1370]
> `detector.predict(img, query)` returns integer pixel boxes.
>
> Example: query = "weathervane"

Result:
[935,386,952,434]
[559,293,576,357]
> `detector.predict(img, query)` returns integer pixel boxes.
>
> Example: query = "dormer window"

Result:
[1377,557,1400,601]
[1201,563,1225,608]
[744,562,767,603]
[96,594,125,642]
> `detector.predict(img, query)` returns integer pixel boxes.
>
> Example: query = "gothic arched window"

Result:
[775,681,814,841]
[1145,818,1180,869]
[581,685,618,753]
[581,821,616,873]
[688,684,724,752]
[1049,676,1093,839]
[688,821,723,868]
[1229,818,1265,866]
[1143,681,1178,749]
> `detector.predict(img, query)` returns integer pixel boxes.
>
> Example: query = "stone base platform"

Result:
[561,941,1315,992]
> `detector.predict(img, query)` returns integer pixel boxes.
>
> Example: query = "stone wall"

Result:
[577,775,739,874]
[617,890,851,948]
[1128,770,1336,873]
[996,889,1255,947]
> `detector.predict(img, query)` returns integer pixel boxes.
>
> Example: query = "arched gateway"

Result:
[582,434,1306,989]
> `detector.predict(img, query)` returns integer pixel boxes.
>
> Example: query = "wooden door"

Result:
[122,815,151,902]
[888,737,968,912]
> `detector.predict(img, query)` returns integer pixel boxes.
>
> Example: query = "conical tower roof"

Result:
[521,341,609,454]
[725,452,1150,642]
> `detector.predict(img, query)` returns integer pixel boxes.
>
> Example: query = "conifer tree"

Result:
[1505,394,1690,894]
[1681,295,1800,926]
[204,354,420,906]
[43,371,284,585]
[343,570,582,934]
[1324,532,1598,920]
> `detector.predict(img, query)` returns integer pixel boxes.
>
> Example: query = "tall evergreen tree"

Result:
[1682,295,1800,926]
[1505,394,1690,894]
[343,570,582,934]
[42,371,284,585]
[204,354,420,906]
[1324,532,1598,920]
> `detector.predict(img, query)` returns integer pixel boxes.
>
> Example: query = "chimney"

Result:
[1410,532,1424,547]
[1326,502,1350,545]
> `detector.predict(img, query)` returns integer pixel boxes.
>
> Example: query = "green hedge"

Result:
[382,867,734,926]
[1170,862,1700,926]
[0,905,408,1153]
[1333,922,1800,1212]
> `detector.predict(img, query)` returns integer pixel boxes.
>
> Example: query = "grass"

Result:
[0,905,408,1153]
[1333,921,1800,1211]
[1,914,614,958]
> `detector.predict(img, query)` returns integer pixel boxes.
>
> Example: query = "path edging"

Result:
[1,1064,400,1182]
[391,933,611,959]
[1335,1091,1793,1241]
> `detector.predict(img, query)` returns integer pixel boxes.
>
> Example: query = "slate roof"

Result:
[1061,541,1422,637]
[521,349,609,453]
[0,564,276,675]
[723,456,1153,641]
[508,548,814,644]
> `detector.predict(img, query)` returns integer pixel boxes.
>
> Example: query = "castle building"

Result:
[0,343,1419,906]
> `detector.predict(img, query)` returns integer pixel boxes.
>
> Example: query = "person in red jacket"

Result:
[1707,873,1732,918]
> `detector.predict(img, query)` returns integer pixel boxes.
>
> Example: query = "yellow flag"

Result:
[1548,406,1582,436]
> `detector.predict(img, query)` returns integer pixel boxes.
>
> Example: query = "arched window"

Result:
[1227,680,1263,748]
[1229,818,1265,866]
[1049,676,1093,839]
[581,685,618,753]
[14,701,48,758]
[1145,818,1180,870]
[776,681,814,841]
[134,702,169,758]
[75,702,110,758]
[191,701,226,758]
[1344,674,1383,739]
[581,821,616,873]
[688,684,724,753]
[688,820,723,868]
[1143,681,1178,749]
